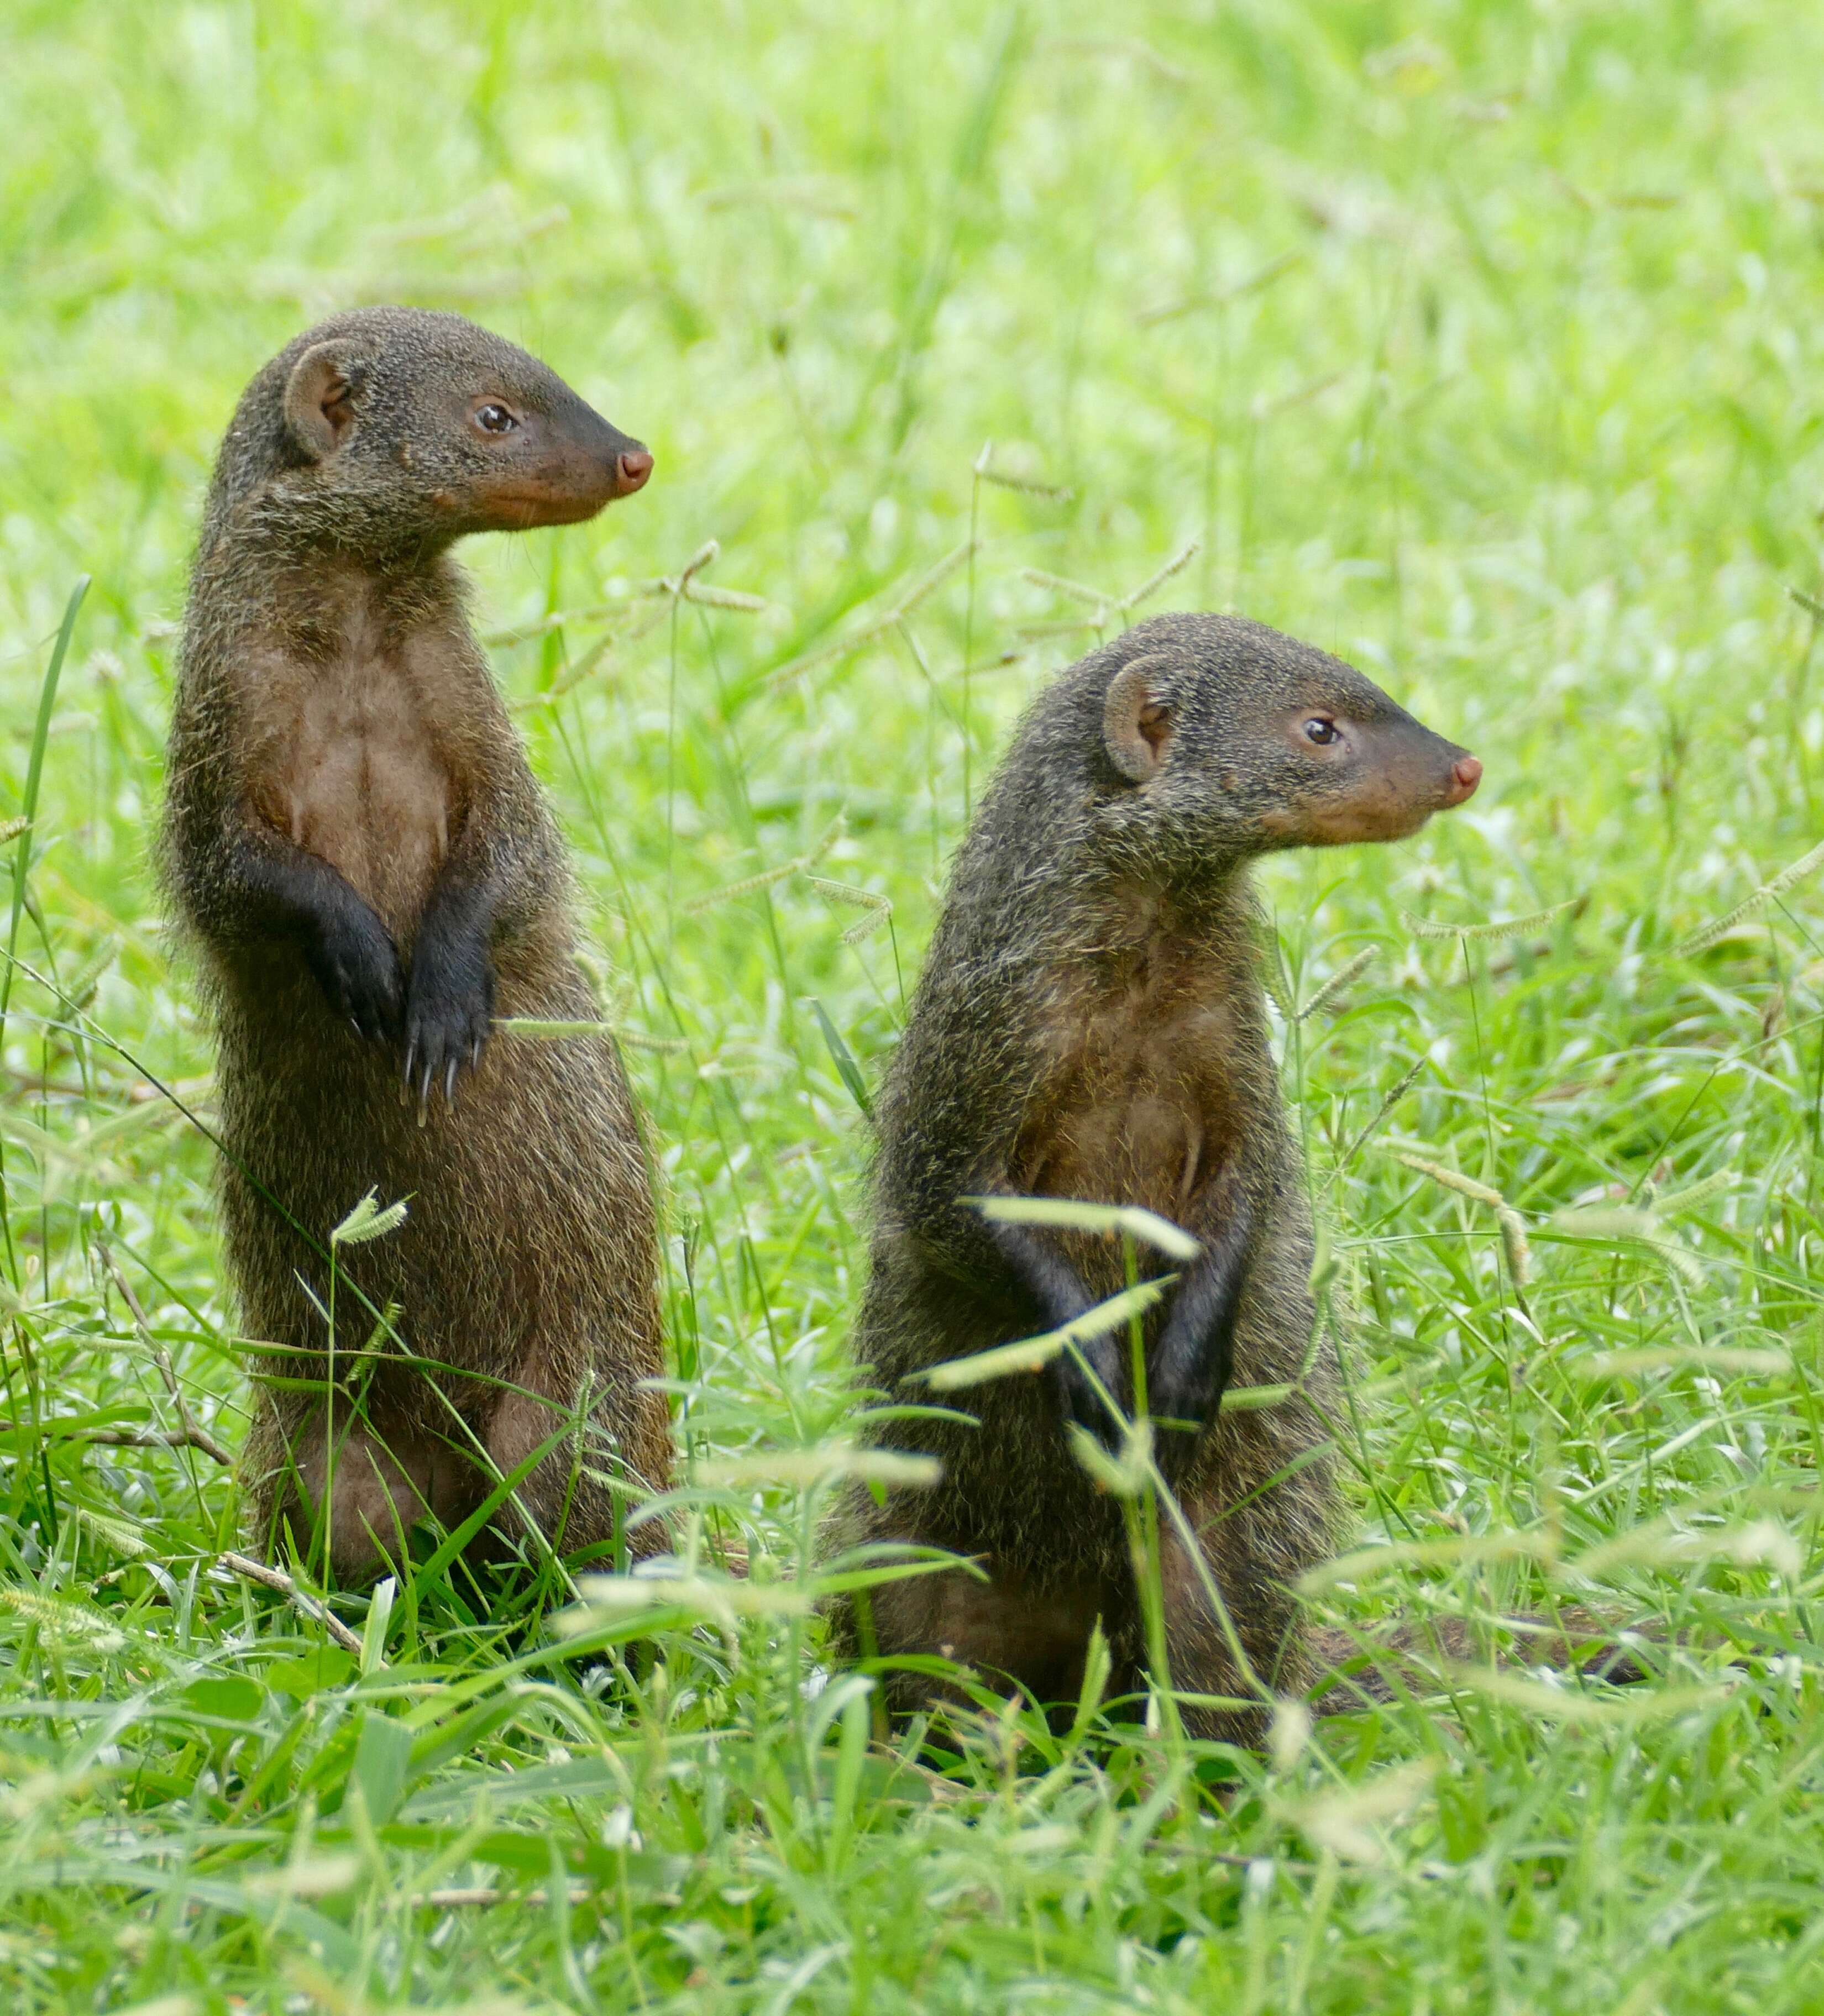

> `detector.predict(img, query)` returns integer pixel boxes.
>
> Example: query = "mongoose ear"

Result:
[283,340,364,460]
[1103,653,1177,783]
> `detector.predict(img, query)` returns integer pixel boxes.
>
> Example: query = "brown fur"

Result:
[829,615,1481,1739]
[163,308,669,1585]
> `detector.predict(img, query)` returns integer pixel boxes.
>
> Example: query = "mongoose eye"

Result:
[1303,717,1340,747]
[474,403,518,435]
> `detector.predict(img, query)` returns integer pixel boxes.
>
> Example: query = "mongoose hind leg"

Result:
[1148,1488,1310,1746]
[863,1555,1112,1723]
[245,1390,482,1584]
[482,1342,672,1568]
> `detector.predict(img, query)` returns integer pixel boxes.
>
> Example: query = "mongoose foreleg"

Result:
[220,820,405,1041]
[401,871,497,1105]
[1146,1189,1256,1483]
[979,1211,1108,1435]
[401,784,561,1105]
[981,1188,1257,1478]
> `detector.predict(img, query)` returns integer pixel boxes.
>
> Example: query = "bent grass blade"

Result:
[920,1276,1170,1390]
[967,1194,1200,1261]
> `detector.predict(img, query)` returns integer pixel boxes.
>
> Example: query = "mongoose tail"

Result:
[836,612,1479,1738]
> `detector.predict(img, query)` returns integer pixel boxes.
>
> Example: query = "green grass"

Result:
[6,0,1824,2007]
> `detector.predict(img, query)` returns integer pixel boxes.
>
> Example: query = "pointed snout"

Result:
[1444,752,1482,807]
[479,397,654,528]
[567,397,653,511]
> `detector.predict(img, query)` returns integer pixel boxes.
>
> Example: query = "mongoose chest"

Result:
[243,624,459,942]
[1008,940,1249,1251]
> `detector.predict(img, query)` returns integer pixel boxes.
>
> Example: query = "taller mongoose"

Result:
[832,612,1482,1735]
[163,306,670,1585]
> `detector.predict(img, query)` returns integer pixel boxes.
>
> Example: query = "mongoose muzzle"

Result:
[205,305,653,557]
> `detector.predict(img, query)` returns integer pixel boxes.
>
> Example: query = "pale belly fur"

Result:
[251,643,454,940]
[1012,982,1240,1230]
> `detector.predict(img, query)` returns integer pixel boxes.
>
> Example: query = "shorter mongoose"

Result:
[831,612,1482,1736]
[164,307,670,1586]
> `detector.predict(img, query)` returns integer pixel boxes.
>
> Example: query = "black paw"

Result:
[1050,1336,1124,1447]
[1142,1208,1255,1487]
[308,901,404,1044]
[402,925,495,1107]
[1146,1409,1207,1488]
[1142,1310,1234,1488]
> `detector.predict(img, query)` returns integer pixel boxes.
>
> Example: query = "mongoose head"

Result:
[206,306,650,556]
[1090,612,1479,872]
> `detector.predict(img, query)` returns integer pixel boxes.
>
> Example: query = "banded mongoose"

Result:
[832,612,1483,1736]
[163,306,670,1584]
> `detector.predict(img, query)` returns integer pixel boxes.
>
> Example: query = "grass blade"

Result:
[2,576,88,1023]
[806,998,872,1117]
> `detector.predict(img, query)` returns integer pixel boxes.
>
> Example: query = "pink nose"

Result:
[615,449,653,497]
[1447,754,1482,805]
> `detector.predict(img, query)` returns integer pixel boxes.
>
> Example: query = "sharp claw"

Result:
[402,1036,418,1086]
[444,1057,459,1105]
[469,1036,484,1069]
[418,1059,433,1111]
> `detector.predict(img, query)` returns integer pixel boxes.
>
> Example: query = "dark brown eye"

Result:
[475,403,517,434]
[1304,717,1340,746]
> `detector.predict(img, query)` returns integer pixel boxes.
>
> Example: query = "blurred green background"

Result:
[6,2,1824,2010]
